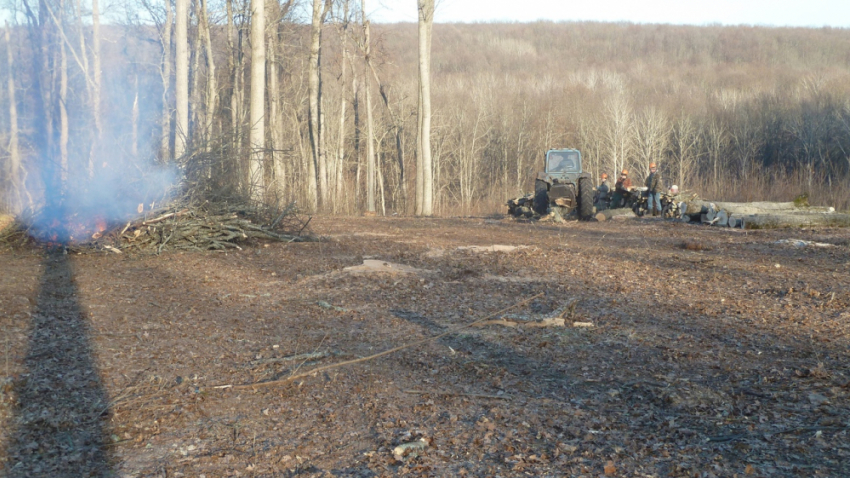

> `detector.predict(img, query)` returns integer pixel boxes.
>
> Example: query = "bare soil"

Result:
[1,216,849,477]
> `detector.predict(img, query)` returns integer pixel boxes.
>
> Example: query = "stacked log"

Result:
[507,194,535,218]
[678,198,843,229]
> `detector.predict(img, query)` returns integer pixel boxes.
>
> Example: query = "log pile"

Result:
[678,198,845,229]
[506,194,535,218]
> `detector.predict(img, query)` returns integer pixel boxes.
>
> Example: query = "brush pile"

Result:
[105,201,312,254]
[0,199,314,254]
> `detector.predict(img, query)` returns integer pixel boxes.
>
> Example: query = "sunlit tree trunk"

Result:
[4,22,21,211]
[248,0,266,201]
[267,18,284,199]
[417,0,434,215]
[307,0,328,211]
[334,3,350,213]
[175,0,189,158]
[59,0,68,186]
[90,0,102,174]
[362,0,376,213]
[352,74,361,210]
[191,0,202,144]
[160,0,172,160]
[132,73,139,157]
[200,0,217,151]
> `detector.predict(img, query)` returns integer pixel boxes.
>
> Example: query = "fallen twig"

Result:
[404,389,511,400]
[225,293,545,391]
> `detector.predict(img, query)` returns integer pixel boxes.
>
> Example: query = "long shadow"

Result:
[2,252,113,477]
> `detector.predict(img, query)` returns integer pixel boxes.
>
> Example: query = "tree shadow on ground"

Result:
[2,252,113,477]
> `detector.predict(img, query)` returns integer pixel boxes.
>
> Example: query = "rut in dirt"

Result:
[3,252,114,477]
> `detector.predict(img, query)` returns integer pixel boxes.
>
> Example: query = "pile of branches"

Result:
[98,200,313,254]
[0,195,314,254]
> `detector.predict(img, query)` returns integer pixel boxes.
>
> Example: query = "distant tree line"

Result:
[1,5,849,216]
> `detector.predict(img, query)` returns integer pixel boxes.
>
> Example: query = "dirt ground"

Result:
[1,216,849,477]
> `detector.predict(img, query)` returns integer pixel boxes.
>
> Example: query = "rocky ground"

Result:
[1,215,849,477]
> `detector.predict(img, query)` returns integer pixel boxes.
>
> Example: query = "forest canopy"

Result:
[2,0,849,217]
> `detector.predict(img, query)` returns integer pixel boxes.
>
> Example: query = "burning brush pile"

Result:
[0,198,313,254]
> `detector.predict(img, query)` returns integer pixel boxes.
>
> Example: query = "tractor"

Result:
[532,149,594,220]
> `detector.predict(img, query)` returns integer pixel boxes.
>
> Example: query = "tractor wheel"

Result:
[533,180,549,215]
[577,177,594,220]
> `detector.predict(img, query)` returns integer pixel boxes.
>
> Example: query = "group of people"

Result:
[594,163,676,216]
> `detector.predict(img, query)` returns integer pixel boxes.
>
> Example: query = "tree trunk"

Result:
[248,0,266,201]
[132,73,140,157]
[743,213,850,229]
[90,0,102,175]
[160,0,172,160]
[200,0,217,151]
[335,3,350,213]
[307,0,325,211]
[595,208,636,221]
[175,0,189,158]
[4,22,21,212]
[267,22,281,197]
[417,0,434,215]
[362,0,375,213]
[59,0,68,186]
[191,0,202,145]
[352,74,360,210]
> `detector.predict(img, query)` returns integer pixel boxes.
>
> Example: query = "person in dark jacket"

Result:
[645,162,663,216]
[595,173,611,210]
[611,169,632,208]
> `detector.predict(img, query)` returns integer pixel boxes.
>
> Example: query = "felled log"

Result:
[595,208,636,222]
[715,210,729,227]
[688,200,800,215]
[727,214,743,228]
[742,213,850,229]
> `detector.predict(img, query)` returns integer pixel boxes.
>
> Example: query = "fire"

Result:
[35,215,110,244]
[92,217,107,239]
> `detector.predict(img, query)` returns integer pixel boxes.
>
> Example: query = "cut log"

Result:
[595,207,636,222]
[742,213,850,229]
[715,210,729,227]
[688,200,801,216]
[727,214,743,228]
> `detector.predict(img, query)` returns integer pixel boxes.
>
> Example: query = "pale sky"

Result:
[371,0,850,28]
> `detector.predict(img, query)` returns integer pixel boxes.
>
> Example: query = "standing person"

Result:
[611,169,632,208]
[595,173,610,210]
[645,162,663,217]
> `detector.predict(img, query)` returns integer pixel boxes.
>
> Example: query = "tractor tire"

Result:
[533,180,549,215]
[577,177,594,220]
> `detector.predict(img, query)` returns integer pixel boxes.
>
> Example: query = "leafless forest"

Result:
[2,1,850,218]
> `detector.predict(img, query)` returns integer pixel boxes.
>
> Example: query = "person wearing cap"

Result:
[611,169,632,209]
[645,162,663,217]
[594,173,611,210]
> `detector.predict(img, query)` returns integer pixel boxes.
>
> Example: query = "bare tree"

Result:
[602,94,633,177]
[248,0,265,200]
[199,0,217,150]
[634,106,670,176]
[417,0,434,215]
[175,0,189,158]
[159,0,172,160]
[334,0,351,212]
[90,0,102,174]
[4,22,22,211]
[58,0,68,185]
[671,114,699,190]
[362,0,376,213]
